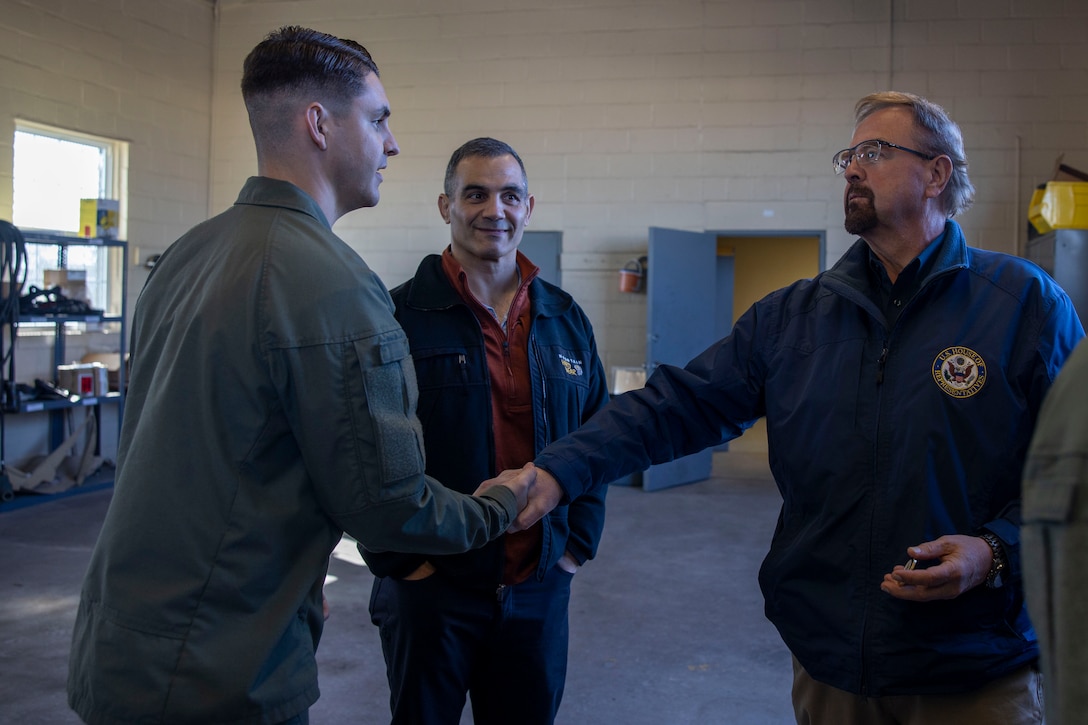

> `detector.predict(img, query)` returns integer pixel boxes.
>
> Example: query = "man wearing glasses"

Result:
[495,92,1084,723]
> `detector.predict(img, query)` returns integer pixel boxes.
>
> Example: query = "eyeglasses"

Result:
[832,139,935,175]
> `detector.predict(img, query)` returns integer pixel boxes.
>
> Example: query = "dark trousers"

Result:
[369,565,574,725]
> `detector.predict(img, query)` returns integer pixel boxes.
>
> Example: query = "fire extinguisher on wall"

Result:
[618,256,647,293]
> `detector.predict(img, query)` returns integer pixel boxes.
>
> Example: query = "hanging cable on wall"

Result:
[0,220,28,502]
[0,220,28,406]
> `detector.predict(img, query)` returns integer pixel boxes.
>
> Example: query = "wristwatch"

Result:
[979,532,1007,589]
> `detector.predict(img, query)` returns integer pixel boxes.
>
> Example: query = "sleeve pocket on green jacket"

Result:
[356,334,426,490]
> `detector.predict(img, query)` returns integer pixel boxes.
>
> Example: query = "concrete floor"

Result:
[0,450,795,725]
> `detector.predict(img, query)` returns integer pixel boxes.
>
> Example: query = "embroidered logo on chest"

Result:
[932,346,987,398]
[559,354,583,377]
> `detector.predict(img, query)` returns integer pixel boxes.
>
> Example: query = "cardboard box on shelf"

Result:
[43,269,90,305]
[1051,156,1088,183]
[57,362,109,397]
[81,352,123,392]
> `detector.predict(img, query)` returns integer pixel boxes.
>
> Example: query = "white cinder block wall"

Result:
[1,0,1086,467]
[209,0,1088,375]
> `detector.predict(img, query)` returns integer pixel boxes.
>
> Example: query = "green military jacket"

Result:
[1023,337,1088,725]
[68,177,516,724]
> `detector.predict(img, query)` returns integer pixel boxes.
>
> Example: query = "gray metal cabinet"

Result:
[1026,229,1088,325]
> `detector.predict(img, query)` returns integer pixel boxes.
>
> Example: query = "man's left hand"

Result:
[880,534,992,601]
[557,551,580,574]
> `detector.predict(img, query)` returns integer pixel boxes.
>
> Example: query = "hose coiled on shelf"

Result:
[0,220,28,502]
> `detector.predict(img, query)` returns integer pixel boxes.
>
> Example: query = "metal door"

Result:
[642,227,720,491]
[519,231,561,287]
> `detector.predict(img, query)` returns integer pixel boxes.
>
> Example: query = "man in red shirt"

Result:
[362,137,611,724]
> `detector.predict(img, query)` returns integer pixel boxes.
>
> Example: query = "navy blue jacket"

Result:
[363,252,611,586]
[536,221,1085,697]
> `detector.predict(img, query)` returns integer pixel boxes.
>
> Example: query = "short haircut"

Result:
[444,137,528,197]
[241,26,380,147]
[854,91,975,218]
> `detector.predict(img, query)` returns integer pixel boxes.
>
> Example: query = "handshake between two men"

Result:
[475,463,565,533]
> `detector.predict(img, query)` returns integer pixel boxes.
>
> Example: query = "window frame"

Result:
[11,121,129,329]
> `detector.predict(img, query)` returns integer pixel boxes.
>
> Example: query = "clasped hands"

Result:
[474,463,564,532]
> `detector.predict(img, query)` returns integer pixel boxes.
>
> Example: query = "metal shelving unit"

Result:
[0,231,127,502]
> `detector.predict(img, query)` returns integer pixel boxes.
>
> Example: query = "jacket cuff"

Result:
[533,461,576,505]
[478,484,518,526]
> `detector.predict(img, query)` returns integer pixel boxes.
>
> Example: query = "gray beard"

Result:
[844,205,877,236]
[844,187,877,235]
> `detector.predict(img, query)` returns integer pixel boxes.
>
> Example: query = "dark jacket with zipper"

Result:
[535,220,1085,697]
[362,252,611,586]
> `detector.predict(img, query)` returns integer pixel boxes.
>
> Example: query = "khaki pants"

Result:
[791,656,1043,725]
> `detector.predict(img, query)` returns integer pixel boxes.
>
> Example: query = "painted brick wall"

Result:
[0,0,215,464]
[210,0,1088,374]
[0,0,215,273]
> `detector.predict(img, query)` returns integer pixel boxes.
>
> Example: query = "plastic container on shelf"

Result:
[1039,181,1088,231]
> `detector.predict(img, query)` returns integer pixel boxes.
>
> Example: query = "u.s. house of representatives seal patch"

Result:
[932,346,987,398]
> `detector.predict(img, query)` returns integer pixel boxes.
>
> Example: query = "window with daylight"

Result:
[12,121,128,318]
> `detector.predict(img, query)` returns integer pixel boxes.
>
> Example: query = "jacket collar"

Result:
[826,219,969,295]
[403,251,574,319]
[920,219,970,284]
[234,176,332,230]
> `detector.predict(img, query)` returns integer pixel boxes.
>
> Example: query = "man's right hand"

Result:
[509,467,564,532]
[474,462,535,513]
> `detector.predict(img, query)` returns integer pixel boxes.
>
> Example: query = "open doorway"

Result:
[642,228,824,489]
[715,233,822,454]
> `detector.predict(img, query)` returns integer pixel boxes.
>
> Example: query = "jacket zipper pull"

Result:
[876,346,888,385]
